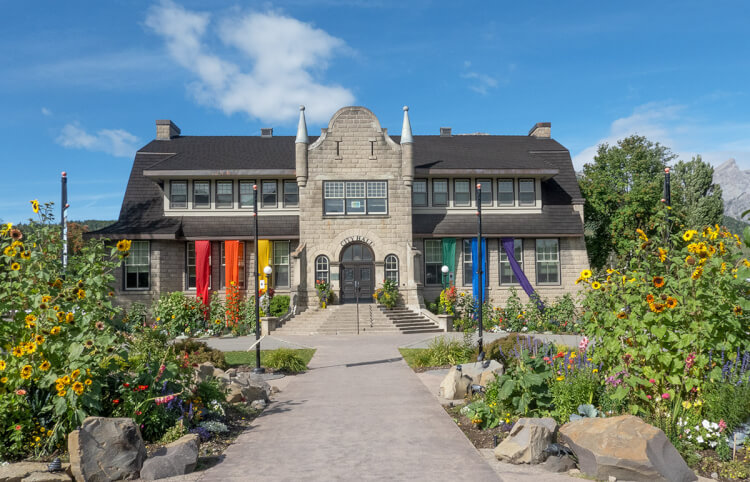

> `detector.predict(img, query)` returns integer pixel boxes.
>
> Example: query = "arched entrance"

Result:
[340,242,375,303]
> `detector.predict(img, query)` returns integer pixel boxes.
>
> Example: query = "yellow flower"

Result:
[35,334,45,345]
[25,342,36,354]
[62,376,71,385]
[682,401,692,409]
[55,382,65,391]
[42,295,51,303]
[657,248,667,262]
[116,239,132,252]
[25,313,37,323]
[57,390,66,397]
[591,281,601,290]
[65,312,74,323]
[0,377,7,384]
[50,326,61,335]
[0,222,11,235]
[11,262,21,271]
[0,360,5,370]
[694,400,702,407]
[580,269,592,280]
[71,369,81,380]
[77,289,86,300]
[20,365,33,379]
[691,267,703,280]
[85,378,92,386]
[592,368,598,373]
[20,251,31,260]
[30,199,39,213]
[4,246,17,257]
[39,360,51,371]
[12,346,24,357]
[556,376,565,381]
[72,381,84,395]
[636,228,648,242]
[682,230,697,241]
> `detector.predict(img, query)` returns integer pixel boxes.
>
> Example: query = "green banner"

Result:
[441,237,456,285]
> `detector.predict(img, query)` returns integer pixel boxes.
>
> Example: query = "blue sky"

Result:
[2,1,749,224]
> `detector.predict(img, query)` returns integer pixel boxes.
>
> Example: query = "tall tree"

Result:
[579,135,675,269]
[670,155,724,228]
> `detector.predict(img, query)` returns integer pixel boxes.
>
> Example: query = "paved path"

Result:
[196,334,501,481]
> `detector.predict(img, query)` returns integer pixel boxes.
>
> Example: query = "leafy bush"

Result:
[549,360,602,423]
[478,333,530,364]
[439,286,456,315]
[269,295,290,317]
[152,292,206,337]
[420,335,474,367]
[460,399,503,430]
[265,348,307,373]
[172,339,228,370]
[374,279,399,309]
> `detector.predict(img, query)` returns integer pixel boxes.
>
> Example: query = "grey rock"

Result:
[250,399,267,410]
[225,368,237,377]
[437,366,472,400]
[234,373,271,401]
[68,417,147,482]
[195,362,216,383]
[21,472,72,482]
[710,472,718,480]
[0,462,53,482]
[140,434,200,480]
[541,455,577,473]
[494,417,558,464]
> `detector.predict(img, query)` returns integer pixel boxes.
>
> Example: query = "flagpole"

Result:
[476,183,483,357]
[61,172,68,275]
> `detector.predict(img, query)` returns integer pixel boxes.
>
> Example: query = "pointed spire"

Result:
[295,105,309,144]
[401,106,413,144]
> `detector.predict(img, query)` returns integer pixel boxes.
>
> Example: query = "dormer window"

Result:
[216,181,233,208]
[519,179,536,206]
[170,181,187,209]
[498,179,514,206]
[193,181,210,208]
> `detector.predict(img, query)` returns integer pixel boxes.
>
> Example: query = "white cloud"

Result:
[41,107,52,116]
[461,61,498,95]
[144,1,354,124]
[572,102,750,171]
[56,123,139,158]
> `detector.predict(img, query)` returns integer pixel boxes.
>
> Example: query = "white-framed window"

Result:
[323,181,388,215]
[536,239,560,284]
[315,255,329,284]
[454,179,471,206]
[170,181,187,209]
[239,180,256,208]
[519,179,536,206]
[477,179,492,206]
[193,181,210,208]
[463,239,488,286]
[220,242,246,289]
[424,239,442,286]
[432,179,449,206]
[412,179,428,207]
[262,180,277,208]
[498,179,514,206]
[385,254,399,283]
[500,239,523,285]
[283,180,299,208]
[124,240,150,290]
[273,241,290,287]
[216,181,233,208]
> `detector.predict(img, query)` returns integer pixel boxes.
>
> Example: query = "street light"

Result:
[441,265,449,289]
[264,265,273,283]
[252,184,265,375]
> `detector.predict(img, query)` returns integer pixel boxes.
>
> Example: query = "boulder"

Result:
[225,368,237,378]
[21,472,72,482]
[0,462,72,482]
[461,360,504,382]
[234,372,271,401]
[226,382,245,403]
[139,434,200,480]
[541,454,577,473]
[195,362,216,383]
[68,417,147,482]
[250,399,267,410]
[438,366,472,399]
[559,415,697,482]
[494,417,558,464]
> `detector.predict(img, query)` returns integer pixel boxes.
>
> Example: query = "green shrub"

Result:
[159,420,187,444]
[486,341,554,417]
[422,335,473,366]
[173,339,228,370]
[269,295,290,317]
[549,366,602,423]
[152,292,206,337]
[374,279,399,308]
[125,326,171,373]
[265,348,307,373]
[478,333,531,364]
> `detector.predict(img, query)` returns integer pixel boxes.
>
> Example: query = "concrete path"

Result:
[196,334,501,481]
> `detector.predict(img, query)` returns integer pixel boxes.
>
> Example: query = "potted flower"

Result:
[374,279,399,309]
[315,280,332,308]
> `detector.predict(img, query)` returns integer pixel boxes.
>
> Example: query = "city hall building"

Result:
[93,106,589,313]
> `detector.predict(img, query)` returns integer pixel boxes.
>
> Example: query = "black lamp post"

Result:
[476,183,484,357]
[61,172,68,275]
[253,184,265,374]
[441,265,449,289]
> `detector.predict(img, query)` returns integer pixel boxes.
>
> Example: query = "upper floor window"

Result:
[262,180,277,208]
[432,179,449,206]
[193,181,210,208]
[323,181,388,215]
[385,254,399,283]
[536,238,559,284]
[412,179,428,207]
[216,181,233,208]
[454,179,471,206]
[283,180,299,207]
[239,180,256,208]
[498,179,514,206]
[170,181,187,209]
[125,240,150,290]
[519,179,536,206]
[477,179,492,206]
[499,239,523,284]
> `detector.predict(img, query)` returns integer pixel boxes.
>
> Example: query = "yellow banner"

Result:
[258,240,271,289]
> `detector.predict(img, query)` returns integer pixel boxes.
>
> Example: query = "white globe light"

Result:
[441,265,449,274]
[264,265,273,275]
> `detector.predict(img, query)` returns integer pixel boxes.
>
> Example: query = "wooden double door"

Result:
[340,243,374,304]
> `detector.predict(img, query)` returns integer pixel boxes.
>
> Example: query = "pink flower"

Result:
[646,395,652,400]
[719,419,727,433]
[649,379,656,384]
[15,389,26,396]
[661,393,670,400]
[578,336,590,352]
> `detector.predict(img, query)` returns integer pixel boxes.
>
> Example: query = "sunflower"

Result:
[11,262,21,271]
[646,294,655,303]
[682,230,697,241]
[20,251,31,260]
[35,334,45,345]
[72,381,85,396]
[62,375,71,385]
[50,326,61,335]
[116,239,132,252]
[651,303,665,313]
[95,321,105,331]
[77,289,86,300]
[666,297,678,309]
[71,369,81,380]
[20,365,32,379]
[0,360,5,370]
[10,229,22,241]
[691,267,703,280]
[0,222,11,235]
[84,340,94,349]
[25,342,36,354]
[580,269,592,280]
[735,306,744,316]
[653,276,665,288]
[636,228,649,242]
[12,346,24,357]
[41,295,51,303]
[84,378,92,386]
[39,360,51,371]
[658,248,667,262]
[55,382,65,391]
[1,377,7,384]
[617,311,628,319]
[25,313,36,323]
[57,390,66,397]
[30,199,39,213]
[3,246,16,256]
[65,312,74,323]
[56,311,65,322]
[591,281,601,290]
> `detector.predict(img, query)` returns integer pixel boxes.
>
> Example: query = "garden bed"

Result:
[444,404,509,450]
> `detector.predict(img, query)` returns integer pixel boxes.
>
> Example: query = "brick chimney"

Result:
[261,128,273,137]
[528,122,551,138]
[156,120,181,140]
[440,127,452,137]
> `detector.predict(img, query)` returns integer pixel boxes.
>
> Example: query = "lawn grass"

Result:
[224,349,316,368]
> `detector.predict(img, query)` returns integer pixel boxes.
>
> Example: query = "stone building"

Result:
[92,106,589,312]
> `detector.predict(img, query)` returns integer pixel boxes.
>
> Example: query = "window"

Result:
[124,240,149,290]
[216,181,233,208]
[273,241,290,287]
[170,181,187,209]
[186,242,196,289]
[412,179,427,207]
[193,181,210,208]
[498,179,514,206]
[519,179,536,206]
[454,179,471,206]
[477,179,492,206]
[385,254,399,283]
[315,255,329,284]
[239,181,256,208]
[463,239,488,286]
[220,242,245,288]
[262,180,277,208]
[424,239,442,285]
[323,181,388,215]
[500,239,523,284]
[283,180,299,207]
[536,239,560,284]
[432,179,449,206]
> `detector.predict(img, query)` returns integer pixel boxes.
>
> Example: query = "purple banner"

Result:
[501,237,544,310]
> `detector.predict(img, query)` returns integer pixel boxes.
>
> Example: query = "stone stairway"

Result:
[273,304,441,335]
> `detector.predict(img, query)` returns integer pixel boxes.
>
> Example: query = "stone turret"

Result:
[295,105,309,187]
[401,106,414,186]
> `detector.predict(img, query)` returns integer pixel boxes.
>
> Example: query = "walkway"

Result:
[196,333,501,481]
